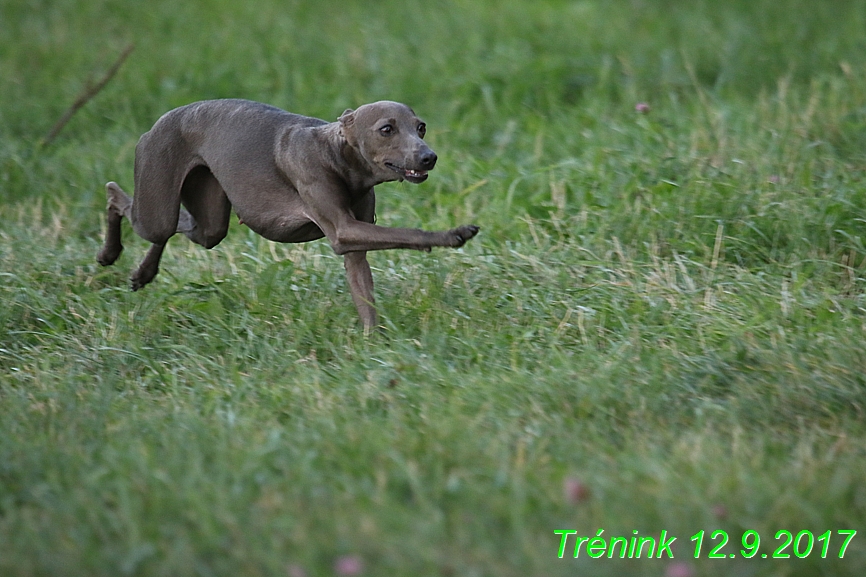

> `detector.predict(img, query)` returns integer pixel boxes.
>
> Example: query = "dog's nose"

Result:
[419,149,437,170]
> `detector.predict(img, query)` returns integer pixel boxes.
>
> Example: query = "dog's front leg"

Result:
[298,183,479,254]
[330,220,479,254]
[343,251,377,333]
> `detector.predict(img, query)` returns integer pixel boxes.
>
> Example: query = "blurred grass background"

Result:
[1,0,866,575]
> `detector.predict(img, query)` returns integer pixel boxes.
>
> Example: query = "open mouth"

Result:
[385,163,429,183]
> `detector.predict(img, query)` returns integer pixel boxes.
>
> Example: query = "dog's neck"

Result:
[326,122,390,190]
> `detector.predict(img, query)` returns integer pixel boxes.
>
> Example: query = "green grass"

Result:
[2,0,866,575]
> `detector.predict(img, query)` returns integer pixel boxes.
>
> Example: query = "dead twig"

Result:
[41,43,134,146]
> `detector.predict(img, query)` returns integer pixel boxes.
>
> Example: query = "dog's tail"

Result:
[105,181,132,218]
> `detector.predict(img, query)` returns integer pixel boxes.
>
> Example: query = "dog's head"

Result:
[338,101,436,184]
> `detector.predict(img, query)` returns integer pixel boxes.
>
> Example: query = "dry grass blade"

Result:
[41,43,135,147]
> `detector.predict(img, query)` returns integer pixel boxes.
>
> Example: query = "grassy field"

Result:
[2,0,866,575]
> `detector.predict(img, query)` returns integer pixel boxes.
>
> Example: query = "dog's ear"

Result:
[338,109,355,127]
[338,109,358,146]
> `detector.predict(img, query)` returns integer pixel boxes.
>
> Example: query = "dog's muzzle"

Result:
[384,164,427,183]
[385,149,437,184]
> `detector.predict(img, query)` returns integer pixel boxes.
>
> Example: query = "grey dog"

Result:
[97,99,479,331]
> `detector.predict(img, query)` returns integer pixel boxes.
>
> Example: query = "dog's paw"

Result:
[450,224,480,247]
[129,266,158,291]
[97,244,122,266]
[129,275,146,292]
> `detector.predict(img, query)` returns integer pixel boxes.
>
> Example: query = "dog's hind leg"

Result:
[97,181,133,266]
[130,242,166,291]
[127,168,229,290]
[96,179,192,291]
[179,165,232,249]
[124,167,231,290]
[122,134,193,290]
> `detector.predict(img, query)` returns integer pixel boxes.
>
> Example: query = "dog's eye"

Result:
[417,123,426,138]
[378,124,393,135]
